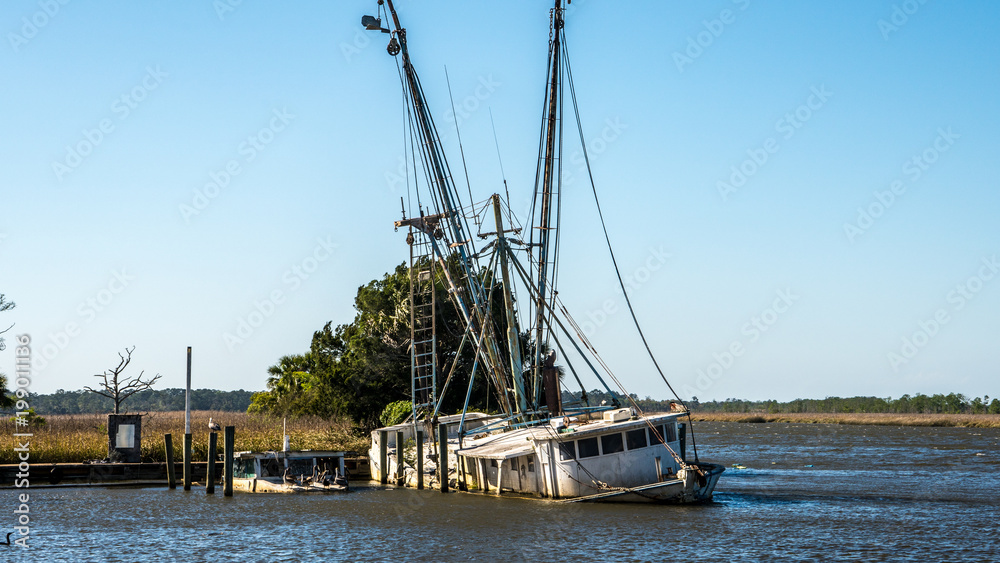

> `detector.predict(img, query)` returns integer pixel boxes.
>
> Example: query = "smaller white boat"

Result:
[230,450,349,493]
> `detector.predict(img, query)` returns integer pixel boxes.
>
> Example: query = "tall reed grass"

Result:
[0,411,370,464]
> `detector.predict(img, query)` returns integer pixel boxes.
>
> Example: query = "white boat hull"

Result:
[371,412,724,504]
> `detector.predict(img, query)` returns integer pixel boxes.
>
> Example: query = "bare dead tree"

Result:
[84,346,162,414]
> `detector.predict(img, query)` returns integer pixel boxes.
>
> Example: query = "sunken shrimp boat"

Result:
[230,450,349,493]
[363,0,723,503]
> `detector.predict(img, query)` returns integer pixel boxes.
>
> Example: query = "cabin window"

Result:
[490,459,498,468]
[665,422,677,442]
[647,425,666,445]
[559,442,576,461]
[510,459,518,470]
[527,455,535,472]
[626,428,648,450]
[601,433,624,455]
[577,437,600,458]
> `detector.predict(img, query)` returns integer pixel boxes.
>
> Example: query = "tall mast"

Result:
[532,0,563,406]
[492,194,527,414]
[382,0,476,296]
[369,1,518,419]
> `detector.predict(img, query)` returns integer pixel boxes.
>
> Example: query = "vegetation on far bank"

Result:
[682,394,1000,415]
[688,412,1000,428]
[21,388,255,415]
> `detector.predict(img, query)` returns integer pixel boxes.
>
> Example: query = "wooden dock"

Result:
[0,462,208,487]
[0,457,371,488]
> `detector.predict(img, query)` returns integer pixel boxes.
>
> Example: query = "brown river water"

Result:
[3,421,998,562]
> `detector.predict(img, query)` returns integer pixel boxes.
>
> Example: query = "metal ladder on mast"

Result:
[407,227,438,415]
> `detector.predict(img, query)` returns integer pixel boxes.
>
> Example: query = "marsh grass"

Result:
[0,411,370,464]
[688,412,1000,428]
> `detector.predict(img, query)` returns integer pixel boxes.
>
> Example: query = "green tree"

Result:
[248,354,317,416]
[250,261,499,429]
[989,399,1000,415]
[0,294,14,351]
[0,372,15,409]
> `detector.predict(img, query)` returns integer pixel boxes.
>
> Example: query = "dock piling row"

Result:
[206,432,217,494]
[164,433,176,489]
[183,433,192,491]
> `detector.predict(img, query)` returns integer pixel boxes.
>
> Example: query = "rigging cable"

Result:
[560,35,699,461]
[445,66,478,227]
[560,36,681,405]
[489,108,513,209]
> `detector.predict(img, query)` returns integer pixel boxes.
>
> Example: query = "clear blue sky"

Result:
[2,1,997,402]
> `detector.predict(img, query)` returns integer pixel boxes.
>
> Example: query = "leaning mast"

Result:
[532,0,564,408]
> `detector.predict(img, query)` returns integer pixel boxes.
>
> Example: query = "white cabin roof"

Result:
[457,427,547,460]
[455,411,685,460]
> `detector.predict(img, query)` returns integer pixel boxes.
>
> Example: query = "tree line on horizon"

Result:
[5,388,256,415]
[6,387,998,417]
[678,393,1000,415]
[567,390,1000,416]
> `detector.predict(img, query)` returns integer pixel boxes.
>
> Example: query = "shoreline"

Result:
[687,412,1000,428]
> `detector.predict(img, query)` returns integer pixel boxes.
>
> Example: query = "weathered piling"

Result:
[206,432,217,494]
[183,433,193,491]
[164,433,176,489]
[223,426,234,497]
[438,423,448,492]
[378,429,388,485]
[395,430,404,485]
[679,423,687,461]
[416,430,424,490]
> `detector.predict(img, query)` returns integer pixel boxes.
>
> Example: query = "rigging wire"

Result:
[560,37,685,407]
[400,99,412,216]
[561,36,699,461]
[395,53,431,214]
[488,108,513,209]
[445,66,478,227]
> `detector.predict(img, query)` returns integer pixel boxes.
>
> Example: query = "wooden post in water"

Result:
[183,346,193,491]
[183,433,193,491]
[164,433,176,489]
[679,423,687,461]
[438,423,448,492]
[378,429,388,485]
[223,426,235,497]
[206,432,218,494]
[415,430,424,490]
[395,430,404,486]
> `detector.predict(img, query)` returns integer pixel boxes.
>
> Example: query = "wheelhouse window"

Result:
[626,428,648,450]
[665,422,677,442]
[601,433,624,455]
[577,437,599,458]
[559,442,576,461]
[647,425,666,445]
